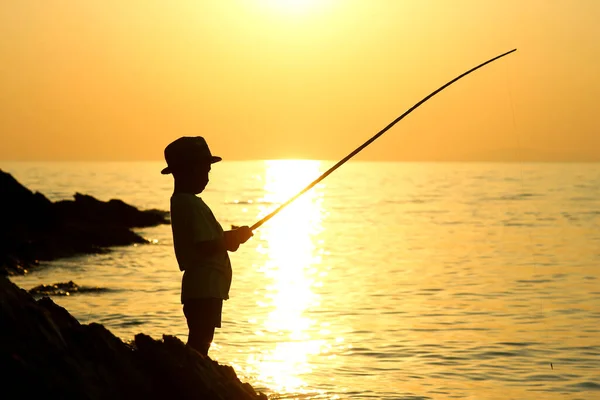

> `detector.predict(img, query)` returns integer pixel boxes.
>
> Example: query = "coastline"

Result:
[0,275,268,399]
[0,169,269,399]
[0,168,169,276]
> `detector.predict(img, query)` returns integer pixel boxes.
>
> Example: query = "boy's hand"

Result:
[236,226,253,244]
[223,226,253,251]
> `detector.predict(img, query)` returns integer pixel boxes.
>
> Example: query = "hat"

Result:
[161,136,222,175]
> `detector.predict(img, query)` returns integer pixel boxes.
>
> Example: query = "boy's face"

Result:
[190,163,211,193]
[174,162,211,194]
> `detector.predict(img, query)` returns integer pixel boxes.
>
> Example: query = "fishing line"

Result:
[503,59,553,370]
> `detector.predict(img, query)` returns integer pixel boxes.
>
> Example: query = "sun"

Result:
[262,0,323,15]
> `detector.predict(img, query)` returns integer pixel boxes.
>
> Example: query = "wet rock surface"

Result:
[0,169,169,276]
[0,276,268,400]
[29,280,110,296]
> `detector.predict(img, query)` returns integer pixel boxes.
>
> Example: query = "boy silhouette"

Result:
[161,136,253,356]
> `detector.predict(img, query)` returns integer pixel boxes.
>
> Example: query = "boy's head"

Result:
[161,136,222,193]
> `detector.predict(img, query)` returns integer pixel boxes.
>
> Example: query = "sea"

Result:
[2,160,599,400]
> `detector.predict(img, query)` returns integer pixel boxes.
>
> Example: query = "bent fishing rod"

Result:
[250,48,517,231]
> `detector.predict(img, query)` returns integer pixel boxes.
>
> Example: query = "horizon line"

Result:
[2,159,600,163]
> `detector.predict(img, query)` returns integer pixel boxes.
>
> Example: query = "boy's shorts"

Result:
[183,298,223,329]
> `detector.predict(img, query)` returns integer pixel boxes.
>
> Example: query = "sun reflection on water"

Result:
[250,160,327,393]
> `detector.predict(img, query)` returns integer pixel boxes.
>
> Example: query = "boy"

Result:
[161,136,253,356]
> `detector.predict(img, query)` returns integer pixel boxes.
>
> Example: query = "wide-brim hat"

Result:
[161,136,222,175]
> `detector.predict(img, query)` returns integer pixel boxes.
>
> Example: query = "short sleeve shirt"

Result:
[170,193,232,302]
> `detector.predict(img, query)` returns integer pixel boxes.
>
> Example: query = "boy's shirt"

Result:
[170,193,232,302]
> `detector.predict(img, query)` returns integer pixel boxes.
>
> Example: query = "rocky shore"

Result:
[0,276,267,399]
[0,169,169,276]
[0,169,269,399]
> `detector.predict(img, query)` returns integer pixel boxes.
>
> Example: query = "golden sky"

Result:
[1,0,599,161]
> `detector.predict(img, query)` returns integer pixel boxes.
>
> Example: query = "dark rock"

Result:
[29,281,109,296]
[0,276,268,399]
[54,193,167,229]
[0,169,169,276]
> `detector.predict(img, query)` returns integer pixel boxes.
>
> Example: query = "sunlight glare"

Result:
[250,160,327,393]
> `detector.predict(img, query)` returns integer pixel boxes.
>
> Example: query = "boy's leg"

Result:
[183,298,222,357]
[187,323,215,356]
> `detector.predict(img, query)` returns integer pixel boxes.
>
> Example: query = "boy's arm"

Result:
[196,226,253,255]
[223,226,253,252]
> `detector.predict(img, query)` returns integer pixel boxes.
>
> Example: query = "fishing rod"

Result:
[250,48,517,231]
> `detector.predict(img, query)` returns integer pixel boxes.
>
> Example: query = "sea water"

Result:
[3,161,600,399]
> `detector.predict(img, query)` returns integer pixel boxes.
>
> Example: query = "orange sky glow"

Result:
[1,0,599,161]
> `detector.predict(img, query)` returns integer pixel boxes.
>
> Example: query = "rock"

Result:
[0,169,169,276]
[29,281,109,296]
[54,193,167,229]
[0,276,268,400]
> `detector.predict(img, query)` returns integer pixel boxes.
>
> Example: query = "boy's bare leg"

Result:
[187,325,215,356]
[183,298,222,357]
